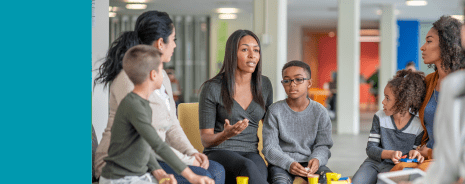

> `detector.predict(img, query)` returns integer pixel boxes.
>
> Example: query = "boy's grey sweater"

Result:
[263,99,333,172]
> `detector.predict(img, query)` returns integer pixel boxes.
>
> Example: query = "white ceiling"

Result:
[110,0,463,28]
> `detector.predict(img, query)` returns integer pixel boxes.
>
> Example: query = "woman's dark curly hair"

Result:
[430,15,465,73]
[387,70,426,115]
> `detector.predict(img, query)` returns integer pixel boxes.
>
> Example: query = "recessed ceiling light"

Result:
[216,8,239,14]
[405,0,428,6]
[219,13,237,19]
[126,4,147,9]
[109,12,117,17]
[125,0,148,3]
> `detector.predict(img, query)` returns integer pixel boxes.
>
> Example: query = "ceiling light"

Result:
[405,0,428,6]
[109,6,113,11]
[452,15,464,22]
[126,4,147,10]
[125,0,148,3]
[219,13,237,19]
[216,8,239,14]
[109,12,117,17]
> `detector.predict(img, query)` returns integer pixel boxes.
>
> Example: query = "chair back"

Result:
[178,103,204,152]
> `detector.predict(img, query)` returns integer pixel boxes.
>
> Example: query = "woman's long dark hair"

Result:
[204,30,265,114]
[94,11,174,87]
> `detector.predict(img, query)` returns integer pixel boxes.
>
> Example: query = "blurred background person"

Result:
[406,61,417,71]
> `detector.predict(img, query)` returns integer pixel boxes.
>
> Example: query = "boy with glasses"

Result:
[263,60,333,184]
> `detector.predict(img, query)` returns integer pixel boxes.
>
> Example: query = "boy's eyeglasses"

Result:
[281,78,310,85]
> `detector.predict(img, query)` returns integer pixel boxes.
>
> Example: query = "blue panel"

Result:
[397,20,420,71]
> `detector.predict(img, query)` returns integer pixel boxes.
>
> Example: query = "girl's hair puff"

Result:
[387,69,426,115]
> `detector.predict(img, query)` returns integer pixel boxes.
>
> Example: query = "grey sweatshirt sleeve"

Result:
[366,115,383,162]
[310,108,333,166]
[262,107,296,172]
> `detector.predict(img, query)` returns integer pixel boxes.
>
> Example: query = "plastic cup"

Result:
[308,174,319,184]
[236,176,249,184]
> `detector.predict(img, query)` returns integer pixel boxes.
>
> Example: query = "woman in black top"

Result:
[199,30,273,184]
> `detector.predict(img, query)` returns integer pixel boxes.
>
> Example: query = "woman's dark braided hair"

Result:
[94,11,174,88]
[430,15,465,73]
[387,69,426,115]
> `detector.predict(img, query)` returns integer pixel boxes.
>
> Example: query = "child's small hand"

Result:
[417,145,430,158]
[159,175,177,184]
[408,150,424,164]
[391,151,402,164]
[152,169,177,184]
[307,158,320,174]
[188,175,214,184]
[290,162,308,177]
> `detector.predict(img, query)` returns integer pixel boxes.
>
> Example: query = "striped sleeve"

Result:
[366,114,383,162]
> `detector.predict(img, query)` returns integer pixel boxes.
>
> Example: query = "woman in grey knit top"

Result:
[199,30,273,184]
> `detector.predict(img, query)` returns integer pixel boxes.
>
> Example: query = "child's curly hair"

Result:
[387,70,426,115]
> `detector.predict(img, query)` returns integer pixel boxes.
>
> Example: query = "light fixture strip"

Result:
[405,0,428,6]
[126,4,147,10]
[125,0,148,3]
[216,8,239,14]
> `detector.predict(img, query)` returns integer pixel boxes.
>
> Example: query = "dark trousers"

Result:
[268,163,332,184]
[352,158,394,184]
[205,150,268,184]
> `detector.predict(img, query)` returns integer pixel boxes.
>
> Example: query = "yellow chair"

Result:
[178,103,306,183]
[177,103,267,165]
[178,103,204,152]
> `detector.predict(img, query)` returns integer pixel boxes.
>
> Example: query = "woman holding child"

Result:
[199,30,273,184]
[94,10,225,184]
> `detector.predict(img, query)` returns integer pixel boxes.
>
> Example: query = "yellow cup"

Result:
[308,175,319,184]
[236,176,249,184]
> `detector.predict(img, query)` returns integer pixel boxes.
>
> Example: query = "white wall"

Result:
[254,0,287,102]
[92,0,109,143]
[287,21,303,62]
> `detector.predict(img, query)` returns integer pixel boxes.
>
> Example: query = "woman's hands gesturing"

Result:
[222,119,249,139]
